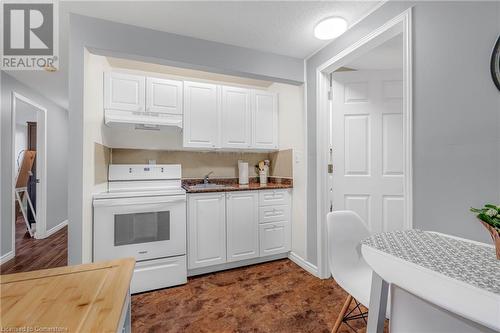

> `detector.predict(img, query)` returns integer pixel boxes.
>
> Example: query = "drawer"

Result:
[259,189,290,206]
[259,205,290,224]
[131,256,187,294]
[259,222,291,256]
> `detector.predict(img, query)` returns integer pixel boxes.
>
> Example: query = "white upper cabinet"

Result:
[183,81,220,148]
[104,69,278,149]
[253,90,278,149]
[226,191,259,262]
[221,86,252,149]
[146,77,183,114]
[104,72,145,112]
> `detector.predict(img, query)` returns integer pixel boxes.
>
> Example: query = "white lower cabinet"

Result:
[226,191,259,262]
[258,189,291,257]
[259,222,291,256]
[188,193,226,269]
[187,189,291,272]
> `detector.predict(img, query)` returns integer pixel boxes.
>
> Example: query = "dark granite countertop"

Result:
[183,177,293,193]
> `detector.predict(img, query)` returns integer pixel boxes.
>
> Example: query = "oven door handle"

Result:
[93,195,186,207]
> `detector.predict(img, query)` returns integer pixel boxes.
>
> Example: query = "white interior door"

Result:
[331,70,405,233]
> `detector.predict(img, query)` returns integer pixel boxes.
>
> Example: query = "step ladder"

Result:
[15,187,36,237]
[15,150,37,237]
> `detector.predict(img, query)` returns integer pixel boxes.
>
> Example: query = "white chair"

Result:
[327,210,373,333]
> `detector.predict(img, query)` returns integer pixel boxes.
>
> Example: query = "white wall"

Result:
[305,1,500,266]
[82,50,112,262]
[268,83,307,259]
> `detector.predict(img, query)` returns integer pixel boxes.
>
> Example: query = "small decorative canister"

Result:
[259,170,267,186]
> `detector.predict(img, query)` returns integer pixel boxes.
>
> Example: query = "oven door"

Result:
[93,194,186,262]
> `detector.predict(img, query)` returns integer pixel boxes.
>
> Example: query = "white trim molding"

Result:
[0,251,14,265]
[315,8,413,279]
[11,92,48,253]
[288,251,319,277]
[38,220,68,239]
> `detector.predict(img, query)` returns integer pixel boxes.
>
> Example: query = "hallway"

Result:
[0,216,67,275]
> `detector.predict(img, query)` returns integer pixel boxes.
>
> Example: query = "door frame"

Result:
[315,9,413,278]
[11,92,48,242]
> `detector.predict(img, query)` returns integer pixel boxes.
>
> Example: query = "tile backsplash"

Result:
[109,148,293,179]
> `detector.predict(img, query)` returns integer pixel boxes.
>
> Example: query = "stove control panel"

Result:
[108,164,182,181]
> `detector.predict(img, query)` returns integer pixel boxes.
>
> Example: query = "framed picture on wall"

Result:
[491,36,500,91]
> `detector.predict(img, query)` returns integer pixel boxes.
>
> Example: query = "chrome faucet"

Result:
[204,171,214,184]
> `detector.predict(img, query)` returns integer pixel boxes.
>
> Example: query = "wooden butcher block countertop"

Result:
[0,258,135,333]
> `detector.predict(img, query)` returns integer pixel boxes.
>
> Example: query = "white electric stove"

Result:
[93,164,187,293]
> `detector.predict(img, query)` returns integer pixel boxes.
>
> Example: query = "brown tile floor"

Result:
[0,216,67,275]
[132,259,369,333]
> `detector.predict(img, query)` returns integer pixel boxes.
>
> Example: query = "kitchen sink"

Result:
[188,183,234,190]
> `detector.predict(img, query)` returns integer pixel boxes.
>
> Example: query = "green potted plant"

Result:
[470,204,500,259]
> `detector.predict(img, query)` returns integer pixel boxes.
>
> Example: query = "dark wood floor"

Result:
[0,215,67,275]
[132,259,369,333]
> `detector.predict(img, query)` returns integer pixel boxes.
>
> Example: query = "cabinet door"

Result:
[226,191,259,262]
[183,81,220,148]
[221,86,252,149]
[146,77,183,114]
[104,72,145,112]
[259,222,291,256]
[188,193,226,269]
[253,90,278,149]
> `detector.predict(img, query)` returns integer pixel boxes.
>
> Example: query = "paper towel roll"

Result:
[238,161,249,185]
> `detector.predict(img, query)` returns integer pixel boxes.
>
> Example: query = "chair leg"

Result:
[331,294,353,333]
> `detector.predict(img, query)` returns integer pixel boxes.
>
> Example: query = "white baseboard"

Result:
[188,253,288,277]
[288,251,319,277]
[0,250,14,265]
[43,219,68,238]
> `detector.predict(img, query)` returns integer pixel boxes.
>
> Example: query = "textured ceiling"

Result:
[7,1,382,109]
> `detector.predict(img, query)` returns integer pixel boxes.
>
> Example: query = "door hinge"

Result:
[328,90,333,101]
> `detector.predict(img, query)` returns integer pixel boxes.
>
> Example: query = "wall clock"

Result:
[491,36,500,91]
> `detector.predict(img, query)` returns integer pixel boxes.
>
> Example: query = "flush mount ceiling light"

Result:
[314,17,348,40]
